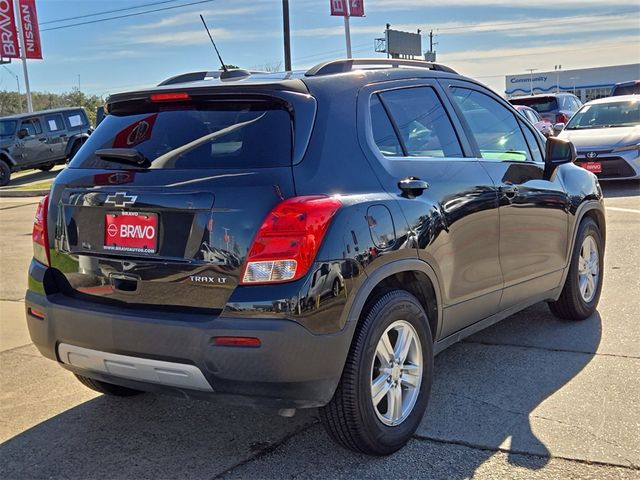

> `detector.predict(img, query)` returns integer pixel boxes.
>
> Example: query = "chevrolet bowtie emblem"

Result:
[105,192,138,208]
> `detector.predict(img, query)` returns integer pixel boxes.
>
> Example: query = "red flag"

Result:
[18,0,42,59]
[330,0,347,16]
[349,0,365,16]
[0,0,20,59]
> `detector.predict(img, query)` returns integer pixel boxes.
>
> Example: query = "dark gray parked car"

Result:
[0,107,91,186]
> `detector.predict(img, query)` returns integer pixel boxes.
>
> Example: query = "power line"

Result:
[40,0,182,25]
[41,0,216,32]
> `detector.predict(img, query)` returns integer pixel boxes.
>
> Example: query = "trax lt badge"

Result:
[105,192,138,208]
[190,275,228,285]
[586,152,598,159]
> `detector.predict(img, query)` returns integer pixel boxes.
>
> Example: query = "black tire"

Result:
[320,290,434,455]
[38,163,55,172]
[74,374,143,397]
[68,141,82,160]
[548,217,603,320]
[0,160,10,187]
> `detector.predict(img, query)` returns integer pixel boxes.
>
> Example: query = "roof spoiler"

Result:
[158,69,263,86]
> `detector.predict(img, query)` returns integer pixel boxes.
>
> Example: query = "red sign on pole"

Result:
[18,0,42,59]
[349,0,365,17]
[0,0,20,58]
[330,0,347,16]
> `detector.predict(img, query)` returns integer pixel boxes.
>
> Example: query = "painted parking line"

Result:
[606,206,640,214]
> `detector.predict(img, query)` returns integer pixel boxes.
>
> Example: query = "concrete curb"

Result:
[0,189,49,198]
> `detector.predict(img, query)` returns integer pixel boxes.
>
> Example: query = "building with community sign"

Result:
[505,64,640,102]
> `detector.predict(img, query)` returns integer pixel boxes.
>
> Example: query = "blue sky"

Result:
[3,0,639,98]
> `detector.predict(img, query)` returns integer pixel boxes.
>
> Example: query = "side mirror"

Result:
[553,123,565,135]
[544,137,576,178]
[17,128,29,139]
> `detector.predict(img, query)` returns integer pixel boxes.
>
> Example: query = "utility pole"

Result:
[13,0,32,112]
[282,0,291,71]
[2,66,21,112]
[526,68,537,95]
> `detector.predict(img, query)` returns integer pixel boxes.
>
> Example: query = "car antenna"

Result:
[200,14,251,80]
[200,14,227,73]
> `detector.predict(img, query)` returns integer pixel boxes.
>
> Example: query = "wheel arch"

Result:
[64,133,89,157]
[345,259,443,343]
[0,150,17,167]
[556,200,606,297]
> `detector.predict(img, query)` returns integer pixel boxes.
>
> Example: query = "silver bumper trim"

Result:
[58,343,214,392]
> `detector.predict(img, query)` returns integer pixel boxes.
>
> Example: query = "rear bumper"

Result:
[25,267,352,410]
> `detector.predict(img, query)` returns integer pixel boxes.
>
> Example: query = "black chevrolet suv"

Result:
[25,59,605,455]
[0,107,91,186]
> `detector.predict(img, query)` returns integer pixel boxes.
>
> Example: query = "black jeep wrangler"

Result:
[0,107,91,186]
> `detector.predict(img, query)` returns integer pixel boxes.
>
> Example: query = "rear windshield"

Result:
[510,96,558,113]
[612,84,640,96]
[70,102,292,169]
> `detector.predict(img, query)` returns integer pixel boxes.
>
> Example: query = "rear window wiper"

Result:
[95,148,151,168]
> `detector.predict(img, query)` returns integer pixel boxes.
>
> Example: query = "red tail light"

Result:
[32,194,50,266]
[241,195,342,284]
[149,92,191,102]
[556,113,568,124]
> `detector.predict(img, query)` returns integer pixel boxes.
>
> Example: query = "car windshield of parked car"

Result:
[69,102,292,169]
[511,96,558,113]
[0,120,17,137]
[565,100,640,130]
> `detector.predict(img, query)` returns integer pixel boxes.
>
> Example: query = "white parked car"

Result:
[559,95,639,180]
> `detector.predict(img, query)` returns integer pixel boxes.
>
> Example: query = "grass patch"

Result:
[11,179,53,191]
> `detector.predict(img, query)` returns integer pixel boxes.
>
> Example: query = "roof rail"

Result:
[305,58,457,77]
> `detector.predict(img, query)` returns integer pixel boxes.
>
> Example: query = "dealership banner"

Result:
[330,0,347,16]
[349,0,365,17]
[18,0,42,59]
[0,0,20,58]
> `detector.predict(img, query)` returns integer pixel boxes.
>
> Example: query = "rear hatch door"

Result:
[50,88,314,312]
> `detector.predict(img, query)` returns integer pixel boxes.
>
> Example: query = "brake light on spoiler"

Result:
[241,196,342,284]
[149,92,191,102]
[32,194,51,266]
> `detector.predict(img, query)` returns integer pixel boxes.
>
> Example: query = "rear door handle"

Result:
[398,177,429,198]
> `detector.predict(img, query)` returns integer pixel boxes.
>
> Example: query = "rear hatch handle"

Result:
[109,272,141,295]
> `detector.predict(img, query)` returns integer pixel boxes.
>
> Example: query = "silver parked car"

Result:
[558,95,639,180]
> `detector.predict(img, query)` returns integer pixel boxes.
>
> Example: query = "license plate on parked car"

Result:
[581,161,602,173]
[104,212,158,254]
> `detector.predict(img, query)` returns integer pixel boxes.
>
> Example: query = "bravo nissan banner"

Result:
[18,0,41,59]
[0,0,20,58]
[330,0,365,16]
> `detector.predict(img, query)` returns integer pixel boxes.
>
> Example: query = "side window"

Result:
[450,87,532,162]
[370,94,403,157]
[520,122,544,163]
[21,118,42,136]
[379,87,463,158]
[45,115,65,132]
[65,111,87,129]
[525,110,539,124]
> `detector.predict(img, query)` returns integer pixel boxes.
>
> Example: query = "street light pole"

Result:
[282,0,292,71]
[526,68,537,95]
[13,0,32,112]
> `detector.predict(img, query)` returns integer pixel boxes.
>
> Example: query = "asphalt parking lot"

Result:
[1,181,638,479]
